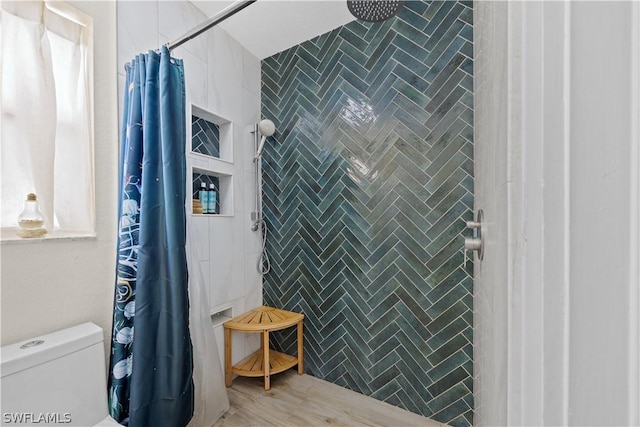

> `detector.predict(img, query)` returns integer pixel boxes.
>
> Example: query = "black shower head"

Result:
[347,0,404,22]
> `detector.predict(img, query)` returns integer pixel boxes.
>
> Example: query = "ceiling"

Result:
[190,1,356,59]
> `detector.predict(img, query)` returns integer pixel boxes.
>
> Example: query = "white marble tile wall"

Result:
[240,44,263,355]
[117,0,263,367]
[158,1,209,60]
[117,1,158,69]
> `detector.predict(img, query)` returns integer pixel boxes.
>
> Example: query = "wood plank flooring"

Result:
[214,370,447,426]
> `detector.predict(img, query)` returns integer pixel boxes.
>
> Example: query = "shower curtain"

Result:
[108,46,193,427]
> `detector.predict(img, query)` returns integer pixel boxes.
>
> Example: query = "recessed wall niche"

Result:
[190,105,232,162]
[191,167,233,216]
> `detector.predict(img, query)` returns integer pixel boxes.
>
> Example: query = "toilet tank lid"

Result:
[1,323,104,377]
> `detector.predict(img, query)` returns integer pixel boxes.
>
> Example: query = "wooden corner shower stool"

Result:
[223,306,304,390]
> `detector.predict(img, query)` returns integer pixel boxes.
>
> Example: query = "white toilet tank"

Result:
[1,323,120,426]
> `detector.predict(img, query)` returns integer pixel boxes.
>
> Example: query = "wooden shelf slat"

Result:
[224,306,303,331]
[233,311,256,324]
[247,313,260,324]
[232,349,298,377]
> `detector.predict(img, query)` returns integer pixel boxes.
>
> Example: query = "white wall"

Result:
[474,1,640,425]
[0,1,118,355]
[191,1,355,60]
[117,0,263,366]
[565,3,638,424]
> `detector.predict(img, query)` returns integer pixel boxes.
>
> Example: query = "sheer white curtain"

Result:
[1,1,94,233]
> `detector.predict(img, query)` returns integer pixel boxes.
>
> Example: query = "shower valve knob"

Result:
[464,209,484,261]
[464,236,482,251]
[466,220,481,229]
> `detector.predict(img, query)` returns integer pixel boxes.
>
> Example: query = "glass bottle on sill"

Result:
[17,193,47,238]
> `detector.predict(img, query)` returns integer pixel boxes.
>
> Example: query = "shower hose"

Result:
[257,218,271,275]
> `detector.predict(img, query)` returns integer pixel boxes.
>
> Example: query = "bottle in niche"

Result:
[208,183,218,214]
[199,181,209,214]
[17,193,47,238]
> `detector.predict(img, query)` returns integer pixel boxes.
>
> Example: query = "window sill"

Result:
[1,228,97,245]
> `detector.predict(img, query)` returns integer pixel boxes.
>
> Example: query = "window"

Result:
[1,1,94,237]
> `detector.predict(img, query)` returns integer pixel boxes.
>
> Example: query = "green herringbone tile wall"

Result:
[261,1,473,425]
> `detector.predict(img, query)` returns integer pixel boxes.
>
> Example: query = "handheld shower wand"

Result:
[254,119,275,162]
[251,118,276,230]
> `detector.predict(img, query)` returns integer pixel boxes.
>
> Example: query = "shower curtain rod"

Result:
[166,0,257,52]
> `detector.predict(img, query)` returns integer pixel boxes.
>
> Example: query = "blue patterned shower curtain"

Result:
[108,46,193,427]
